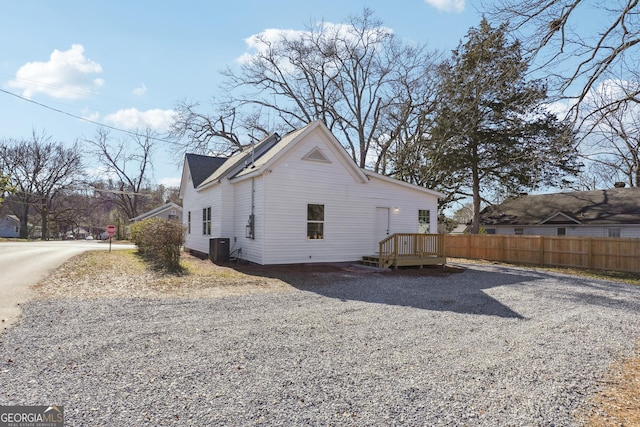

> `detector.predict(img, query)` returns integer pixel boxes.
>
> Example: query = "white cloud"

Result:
[544,100,572,119]
[133,83,147,96]
[8,44,104,99]
[81,107,101,122]
[103,108,175,132]
[238,22,393,68]
[424,0,465,13]
[239,28,308,66]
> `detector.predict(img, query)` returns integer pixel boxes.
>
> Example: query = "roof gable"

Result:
[182,120,443,198]
[184,153,227,187]
[479,187,640,226]
[216,121,368,184]
[539,211,582,225]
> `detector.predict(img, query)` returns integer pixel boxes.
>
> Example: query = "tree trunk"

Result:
[40,201,49,241]
[471,170,481,234]
[19,207,29,239]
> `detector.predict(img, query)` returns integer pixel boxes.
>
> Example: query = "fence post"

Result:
[540,236,545,266]
[588,237,593,270]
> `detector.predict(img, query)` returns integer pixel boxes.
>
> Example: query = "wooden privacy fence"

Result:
[445,234,640,274]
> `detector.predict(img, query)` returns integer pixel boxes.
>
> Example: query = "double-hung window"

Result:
[307,204,324,239]
[202,207,211,235]
[418,209,430,233]
[187,211,191,234]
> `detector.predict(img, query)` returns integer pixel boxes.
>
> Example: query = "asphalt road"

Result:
[0,240,135,331]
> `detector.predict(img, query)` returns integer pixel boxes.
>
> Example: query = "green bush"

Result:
[130,218,186,271]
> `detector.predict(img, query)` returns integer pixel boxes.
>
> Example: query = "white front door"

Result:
[374,207,390,253]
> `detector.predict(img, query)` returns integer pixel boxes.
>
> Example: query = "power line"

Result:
[0,87,175,144]
[0,72,103,99]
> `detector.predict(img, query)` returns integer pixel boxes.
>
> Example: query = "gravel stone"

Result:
[1,262,639,426]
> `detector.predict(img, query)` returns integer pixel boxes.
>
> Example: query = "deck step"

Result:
[360,255,380,267]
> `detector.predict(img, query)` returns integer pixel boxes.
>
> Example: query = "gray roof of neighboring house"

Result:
[129,202,183,222]
[479,187,640,226]
[2,214,19,223]
[185,153,228,187]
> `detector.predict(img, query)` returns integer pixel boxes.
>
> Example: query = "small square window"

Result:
[557,227,566,236]
[608,227,621,238]
[514,227,524,235]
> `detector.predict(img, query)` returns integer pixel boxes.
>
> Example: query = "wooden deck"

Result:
[361,254,446,269]
[362,233,446,269]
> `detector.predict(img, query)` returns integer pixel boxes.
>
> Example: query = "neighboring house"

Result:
[478,186,640,238]
[64,228,89,240]
[179,120,443,265]
[449,223,469,234]
[0,214,20,238]
[129,202,183,224]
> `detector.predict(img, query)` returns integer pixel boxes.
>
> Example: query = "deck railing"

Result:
[378,233,446,268]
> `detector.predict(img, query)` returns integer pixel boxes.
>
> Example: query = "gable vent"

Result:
[302,147,331,163]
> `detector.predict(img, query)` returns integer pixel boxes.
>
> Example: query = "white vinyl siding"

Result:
[181,174,223,254]
[233,177,264,263]
[252,128,439,264]
[184,123,441,264]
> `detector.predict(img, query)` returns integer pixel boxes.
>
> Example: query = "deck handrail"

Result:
[378,233,445,268]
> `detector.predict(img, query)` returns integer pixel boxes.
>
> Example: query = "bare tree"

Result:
[168,101,251,161]
[0,131,83,239]
[452,203,474,225]
[168,8,439,170]
[486,0,640,125]
[582,95,640,187]
[86,127,155,219]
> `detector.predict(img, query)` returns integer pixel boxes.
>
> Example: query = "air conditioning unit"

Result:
[209,238,230,262]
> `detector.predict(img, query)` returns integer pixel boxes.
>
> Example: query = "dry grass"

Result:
[33,249,294,299]
[33,251,640,425]
[583,343,640,426]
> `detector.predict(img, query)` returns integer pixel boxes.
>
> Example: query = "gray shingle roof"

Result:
[479,187,640,225]
[185,154,227,187]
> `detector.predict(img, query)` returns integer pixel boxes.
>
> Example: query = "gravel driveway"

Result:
[1,262,639,426]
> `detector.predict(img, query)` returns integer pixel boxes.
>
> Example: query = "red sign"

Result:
[106,225,116,236]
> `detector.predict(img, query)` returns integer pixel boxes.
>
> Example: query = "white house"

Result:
[179,120,443,265]
[0,214,20,238]
[478,186,640,238]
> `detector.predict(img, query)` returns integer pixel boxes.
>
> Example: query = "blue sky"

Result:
[1,0,485,187]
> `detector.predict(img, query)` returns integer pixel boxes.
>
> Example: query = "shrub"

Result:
[130,218,186,271]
